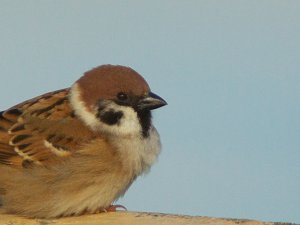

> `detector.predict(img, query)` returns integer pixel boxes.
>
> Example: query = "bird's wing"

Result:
[0,89,96,167]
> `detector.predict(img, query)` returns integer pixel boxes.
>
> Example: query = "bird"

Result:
[0,64,167,218]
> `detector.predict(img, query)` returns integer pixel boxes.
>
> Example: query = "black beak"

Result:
[137,92,167,111]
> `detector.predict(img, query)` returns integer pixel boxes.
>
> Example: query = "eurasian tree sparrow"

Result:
[0,65,167,218]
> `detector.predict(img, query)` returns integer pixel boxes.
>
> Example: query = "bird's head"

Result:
[69,65,167,138]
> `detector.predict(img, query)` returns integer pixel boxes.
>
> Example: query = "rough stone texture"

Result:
[0,212,297,225]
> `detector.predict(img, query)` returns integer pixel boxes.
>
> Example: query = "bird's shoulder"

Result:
[0,88,98,168]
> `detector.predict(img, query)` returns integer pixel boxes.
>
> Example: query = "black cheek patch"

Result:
[97,110,124,125]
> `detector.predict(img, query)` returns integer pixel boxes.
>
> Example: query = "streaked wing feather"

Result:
[0,89,95,167]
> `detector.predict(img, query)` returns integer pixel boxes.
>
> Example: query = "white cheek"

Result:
[115,106,142,135]
[70,84,142,136]
[69,84,102,130]
[100,104,142,137]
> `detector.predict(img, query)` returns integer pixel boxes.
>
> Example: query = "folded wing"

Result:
[0,89,95,167]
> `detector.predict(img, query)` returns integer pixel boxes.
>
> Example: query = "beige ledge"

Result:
[0,211,296,225]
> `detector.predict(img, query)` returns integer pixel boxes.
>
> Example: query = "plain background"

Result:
[0,1,299,223]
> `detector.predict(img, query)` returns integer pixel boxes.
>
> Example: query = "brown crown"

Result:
[76,65,150,108]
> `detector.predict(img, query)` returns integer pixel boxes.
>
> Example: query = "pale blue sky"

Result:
[0,1,299,223]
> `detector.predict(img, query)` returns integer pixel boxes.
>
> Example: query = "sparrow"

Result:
[0,64,167,218]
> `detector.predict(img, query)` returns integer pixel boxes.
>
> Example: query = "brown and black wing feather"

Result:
[0,89,95,168]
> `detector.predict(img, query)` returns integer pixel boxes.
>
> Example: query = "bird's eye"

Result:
[117,92,128,101]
